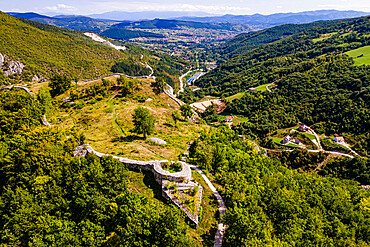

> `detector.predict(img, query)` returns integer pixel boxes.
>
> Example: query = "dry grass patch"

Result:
[41,78,208,161]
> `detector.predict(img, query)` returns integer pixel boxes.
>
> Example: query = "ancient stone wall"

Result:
[74,144,202,226]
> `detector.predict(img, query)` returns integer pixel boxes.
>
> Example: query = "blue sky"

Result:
[1,0,370,15]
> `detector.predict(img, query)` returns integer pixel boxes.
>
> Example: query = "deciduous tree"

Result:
[132,107,155,139]
[49,74,71,97]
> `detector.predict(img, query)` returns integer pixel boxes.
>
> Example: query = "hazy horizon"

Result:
[2,0,370,16]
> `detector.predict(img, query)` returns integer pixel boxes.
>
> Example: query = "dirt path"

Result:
[265,147,354,158]
[266,82,273,92]
[189,165,226,247]
[310,153,339,174]
[307,128,323,150]
[138,60,154,77]
[339,142,361,156]
[110,79,120,100]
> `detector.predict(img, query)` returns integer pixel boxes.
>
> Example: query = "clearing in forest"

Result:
[345,45,370,66]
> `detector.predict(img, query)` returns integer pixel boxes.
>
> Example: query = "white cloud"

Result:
[92,1,251,14]
[44,4,77,13]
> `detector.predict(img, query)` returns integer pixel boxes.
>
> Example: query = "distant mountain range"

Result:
[7,12,118,32]
[88,11,212,21]
[111,19,251,31]
[7,10,370,41]
[6,12,252,40]
[175,10,370,29]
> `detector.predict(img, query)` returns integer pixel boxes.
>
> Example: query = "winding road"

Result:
[178,69,193,94]
[264,123,357,159]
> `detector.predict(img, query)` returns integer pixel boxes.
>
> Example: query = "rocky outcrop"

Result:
[0,53,4,67]
[32,75,45,82]
[3,61,25,76]
[147,137,167,145]
[0,53,45,82]
[0,53,24,76]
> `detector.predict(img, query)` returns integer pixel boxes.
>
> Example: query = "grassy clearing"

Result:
[272,136,301,148]
[33,76,209,161]
[302,132,316,140]
[162,161,183,173]
[254,83,270,92]
[312,32,337,43]
[272,137,283,144]
[30,76,218,244]
[226,92,244,102]
[345,45,370,66]
[293,127,316,140]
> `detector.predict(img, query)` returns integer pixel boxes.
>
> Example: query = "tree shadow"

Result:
[163,122,175,128]
[201,225,218,247]
[112,135,143,143]
[141,170,171,205]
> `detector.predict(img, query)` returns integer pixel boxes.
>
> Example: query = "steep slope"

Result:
[0,12,127,79]
[213,17,359,61]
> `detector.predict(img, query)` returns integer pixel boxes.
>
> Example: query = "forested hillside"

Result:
[100,28,165,40]
[0,88,195,246]
[188,16,370,142]
[212,17,360,61]
[7,12,116,32]
[188,127,370,246]
[0,12,188,87]
[0,12,127,79]
[177,9,369,29]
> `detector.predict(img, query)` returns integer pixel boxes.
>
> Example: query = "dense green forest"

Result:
[111,59,151,76]
[212,17,363,61]
[188,127,370,246]
[319,156,370,184]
